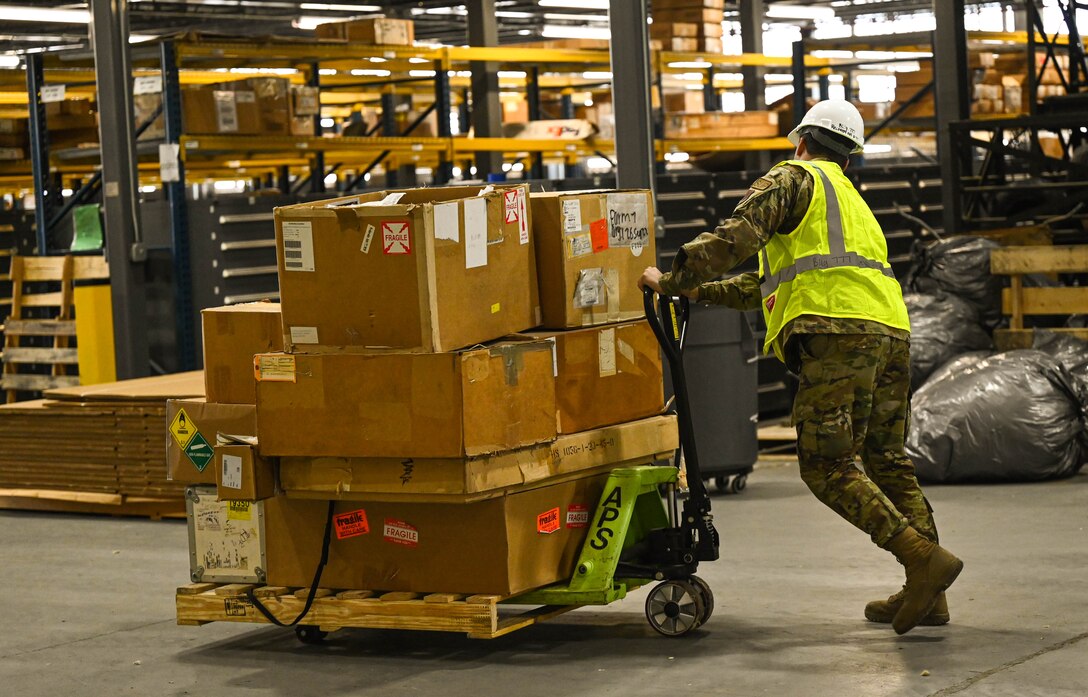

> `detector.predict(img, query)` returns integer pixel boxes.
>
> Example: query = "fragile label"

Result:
[289,326,319,345]
[590,218,609,253]
[383,518,419,547]
[254,354,296,382]
[598,327,617,377]
[537,507,561,535]
[282,221,315,272]
[361,224,375,253]
[221,454,243,490]
[566,504,590,529]
[334,509,370,540]
[227,501,252,521]
[382,220,411,255]
[568,234,592,258]
[562,199,582,234]
[504,189,520,224]
[169,407,197,449]
[606,193,651,250]
[517,189,529,244]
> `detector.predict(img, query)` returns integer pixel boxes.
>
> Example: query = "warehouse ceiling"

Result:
[0,0,1006,56]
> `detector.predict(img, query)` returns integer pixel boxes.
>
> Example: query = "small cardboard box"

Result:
[530,189,655,329]
[167,399,256,484]
[278,414,678,500]
[182,87,261,135]
[650,22,699,38]
[291,86,321,116]
[214,443,276,502]
[523,320,664,434]
[201,302,283,405]
[315,18,414,45]
[273,184,537,353]
[262,471,611,595]
[255,339,557,459]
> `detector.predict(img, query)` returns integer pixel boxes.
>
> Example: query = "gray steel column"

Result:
[89,0,149,378]
[467,0,503,178]
[608,0,655,192]
[739,0,765,111]
[933,0,970,235]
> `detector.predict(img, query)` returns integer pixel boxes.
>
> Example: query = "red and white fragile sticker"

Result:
[334,509,370,540]
[517,189,529,244]
[383,518,419,547]
[537,507,561,534]
[566,504,589,529]
[504,189,519,224]
[381,220,411,254]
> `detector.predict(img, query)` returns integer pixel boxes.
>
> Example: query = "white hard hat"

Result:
[787,100,866,154]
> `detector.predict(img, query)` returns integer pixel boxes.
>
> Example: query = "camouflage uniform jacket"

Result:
[656,158,910,355]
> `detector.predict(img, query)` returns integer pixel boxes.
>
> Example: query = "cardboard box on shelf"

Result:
[263,470,611,594]
[508,118,596,140]
[315,18,414,45]
[0,148,24,160]
[218,77,290,135]
[44,99,92,117]
[529,189,655,329]
[214,443,276,502]
[133,93,165,140]
[650,22,699,38]
[289,116,314,137]
[0,118,28,135]
[182,86,261,135]
[654,0,725,9]
[664,111,779,139]
[665,90,706,114]
[167,399,256,484]
[653,7,722,23]
[666,37,700,52]
[201,302,283,405]
[273,184,538,353]
[699,37,723,53]
[291,86,321,117]
[254,339,556,459]
[278,414,678,500]
[46,113,98,132]
[695,22,724,38]
[521,321,664,434]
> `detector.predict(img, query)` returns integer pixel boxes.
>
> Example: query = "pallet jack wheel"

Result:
[713,475,729,494]
[728,474,747,494]
[645,580,706,637]
[295,625,328,645]
[688,574,714,626]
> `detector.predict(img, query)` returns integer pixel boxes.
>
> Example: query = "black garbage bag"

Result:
[1033,330,1088,381]
[905,292,993,390]
[925,350,995,385]
[908,236,1003,328]
[907,350,1088,483]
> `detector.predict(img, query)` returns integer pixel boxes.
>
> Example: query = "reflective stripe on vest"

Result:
[759,165,895,298]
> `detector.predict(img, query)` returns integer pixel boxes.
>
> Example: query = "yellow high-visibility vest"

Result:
[757,159,911,360]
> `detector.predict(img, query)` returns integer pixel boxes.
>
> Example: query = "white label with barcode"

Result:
[281,221,315,272]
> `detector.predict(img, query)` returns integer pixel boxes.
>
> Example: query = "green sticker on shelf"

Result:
[184,431,214,472]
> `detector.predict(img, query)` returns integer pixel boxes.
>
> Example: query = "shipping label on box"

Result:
[214,443,276,502]
[186,485,267,584]
[272,184,538,353]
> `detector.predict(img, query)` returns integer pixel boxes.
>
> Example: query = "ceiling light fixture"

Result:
[539,0,611,9]
[3,8,90,24]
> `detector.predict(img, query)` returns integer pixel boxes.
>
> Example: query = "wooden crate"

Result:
[175,582,586,640]
[990,245,1088,349]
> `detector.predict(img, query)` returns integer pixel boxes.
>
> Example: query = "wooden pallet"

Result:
[990,245,1088,350]
[175,582,582,639]
[758,422,796,456]
[0,488,184,520]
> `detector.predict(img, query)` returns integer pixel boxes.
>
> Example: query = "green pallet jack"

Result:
[511,289,721,636]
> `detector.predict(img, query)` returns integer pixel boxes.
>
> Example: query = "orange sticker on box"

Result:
[334,509,370,539]
[589,219,609,253]
[383,518,419,547]
[537,507,561,534]
[566,504,590,529]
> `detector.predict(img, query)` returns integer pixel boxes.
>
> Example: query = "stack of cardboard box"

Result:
[651,0,725,54]
[46,99,99,149]
[170,184,676,596]
[313,17,414,45]
[0,118,28,160]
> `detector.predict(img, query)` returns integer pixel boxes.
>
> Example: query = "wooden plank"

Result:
[176,591,499,635]
[424,593,464,604]
[470,604,581,640]
[336,590,375,600]
[1,374,80,391]
[293,587,333,600]
[72,255,109,280]
[466,595,502,606]
[379,591,420,602]
[2,320,76,336]
[1009,276,1023,329]
[3,347,79,364]
[176,619,211,626]
[253,586,291,598]
[991,245,1088,275]
[1001,286,1088,315]
[177,583,218,596]
[214,584,256,597]
[18,256,69,282]
[18,292,66,308]
[994,327,1088,351]
[974,224,1052,248]
[758,425,796,441]
[0,491,183,518]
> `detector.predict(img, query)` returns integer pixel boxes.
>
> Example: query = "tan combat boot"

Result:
[883,527,963,635]
[865,590,949,626]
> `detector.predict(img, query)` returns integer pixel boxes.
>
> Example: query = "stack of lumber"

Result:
[0,371,203,508]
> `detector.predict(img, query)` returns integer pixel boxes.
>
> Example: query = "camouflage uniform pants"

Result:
[790,333,938,548]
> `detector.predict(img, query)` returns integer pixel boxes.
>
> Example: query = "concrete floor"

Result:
[2,462,1087,697]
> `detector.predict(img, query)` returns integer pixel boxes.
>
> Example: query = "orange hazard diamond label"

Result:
[537,507,561,534]
[334,509,370,539]
[382,221,411,254]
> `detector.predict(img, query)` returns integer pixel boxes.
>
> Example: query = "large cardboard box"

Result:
[167,399,256,484]
[255,339,556,459]
[133,93,165,140]
[263,471,611,594]
[273,184,537,353]
[214,443,276,501]
[182,87,261,135]
[201,302,283,405]
[278,414,678,500]
[530,189,655,329]
[523,321,664,434]
[315,18,414,45]
[218,77,290,135]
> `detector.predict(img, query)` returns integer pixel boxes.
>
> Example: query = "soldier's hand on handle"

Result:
[639,266,663,293]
